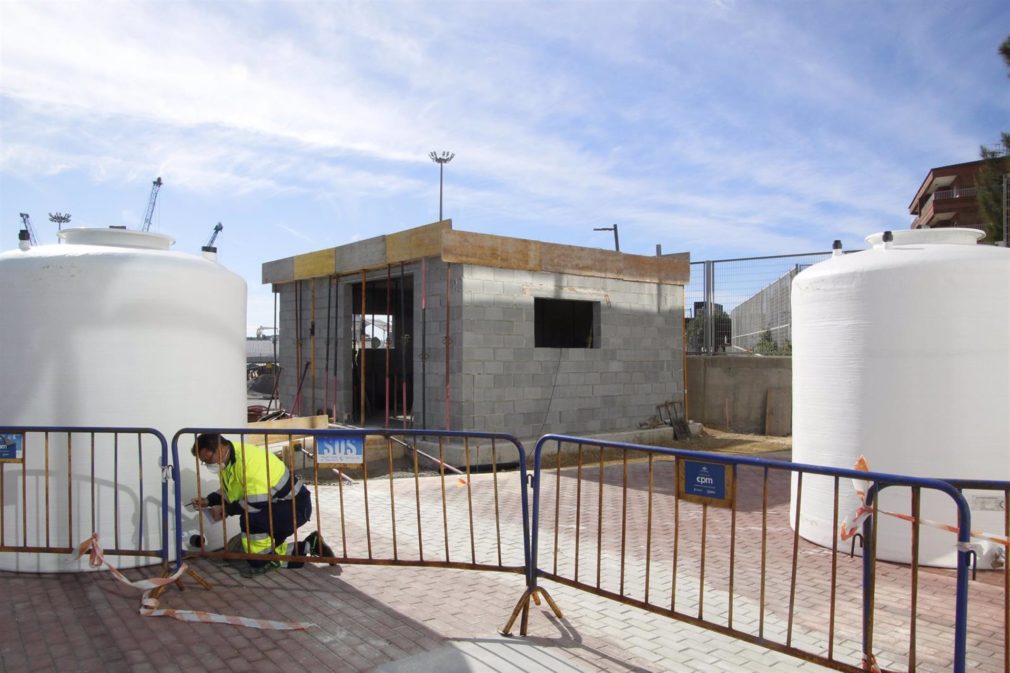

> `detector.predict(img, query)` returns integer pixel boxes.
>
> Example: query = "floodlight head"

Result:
[429,151,455,165]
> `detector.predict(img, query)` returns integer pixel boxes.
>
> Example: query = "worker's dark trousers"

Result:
[243,487,312,568]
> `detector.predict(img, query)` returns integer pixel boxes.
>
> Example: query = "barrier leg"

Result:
[501,587,564,636]
[501,589,533,636]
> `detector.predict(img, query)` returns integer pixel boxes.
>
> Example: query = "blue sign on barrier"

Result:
[316,435,365,465]
[678,459,733,507]
[0,433,23,462]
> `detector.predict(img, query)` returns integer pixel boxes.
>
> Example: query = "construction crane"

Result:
[255,325,278,339]
[18,213,37,246]
[206,222,223,247]
[140,177,163,232]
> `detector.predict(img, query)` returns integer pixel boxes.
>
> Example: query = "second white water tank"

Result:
[0,228,246,572]
[791,228,1009,568]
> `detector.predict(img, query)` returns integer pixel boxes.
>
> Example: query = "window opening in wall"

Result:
[535,297,599,348]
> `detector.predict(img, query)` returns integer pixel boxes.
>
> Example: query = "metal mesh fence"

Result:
[685,252,834,355]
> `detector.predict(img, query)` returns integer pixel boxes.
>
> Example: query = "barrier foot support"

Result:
[500,587,563,637]
[501,589,533,637]
[150,566,212,600]
[185,567,213,591]
[535,587,563,620]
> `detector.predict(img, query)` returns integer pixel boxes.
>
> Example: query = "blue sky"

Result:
[2,1,1007,334]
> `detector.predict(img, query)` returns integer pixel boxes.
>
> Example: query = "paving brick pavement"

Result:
[1,447,1005,672]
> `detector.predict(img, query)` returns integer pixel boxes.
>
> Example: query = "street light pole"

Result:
[429,151,454,221]
[593,224,620,251]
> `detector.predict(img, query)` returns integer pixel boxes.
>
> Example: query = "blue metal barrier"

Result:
[0,425,172,568]
[170,427,529,577]
[513,434,976,673]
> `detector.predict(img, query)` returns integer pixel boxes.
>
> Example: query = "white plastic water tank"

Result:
[0,228,246,572]
[791,228,1009,569]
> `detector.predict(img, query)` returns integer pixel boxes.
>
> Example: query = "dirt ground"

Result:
[655,427,793,456]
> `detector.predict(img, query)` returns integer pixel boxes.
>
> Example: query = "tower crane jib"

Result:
[141,177,163,232]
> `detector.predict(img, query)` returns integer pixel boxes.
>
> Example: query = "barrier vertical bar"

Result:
[464,437,475,564]
[491,439,502,567]
[759,465,768,639]
[699,502,707,619]
[412,435,423,562]
[574,443,584,583]
[552,442,561,576]
[44,433,51,547]
[619,449,628,597]
[438,436,449,562]
[728,464,738,629]
[595,445,604,590]
[787,472,803,646]
[65,434,72,553]
[828,476,840,661]
[909,487,921,672]
[363,437,373,560]
[644,453,654,604]
[671,457,680,612]
[387,436,398,560]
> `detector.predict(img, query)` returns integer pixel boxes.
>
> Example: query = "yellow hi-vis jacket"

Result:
[218,442,303,557]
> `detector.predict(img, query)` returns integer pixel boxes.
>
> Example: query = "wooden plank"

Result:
[764,387,792,437]
[441,230,540,270]
[246,414,330,451]
[386,221,451,264]
[293,249,336,280]
[540,242,623,278]
[442,229,688,285]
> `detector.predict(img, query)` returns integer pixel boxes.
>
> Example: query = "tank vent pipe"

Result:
[832,240,843,257]
[882,230,893,249]
[201,246,218,262]
[18,229,30,251]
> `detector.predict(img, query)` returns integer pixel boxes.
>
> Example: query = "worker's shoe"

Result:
[240,561,280,578]
[304,531,337,564]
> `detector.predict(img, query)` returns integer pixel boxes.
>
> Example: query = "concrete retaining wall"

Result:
[686,355,792,435]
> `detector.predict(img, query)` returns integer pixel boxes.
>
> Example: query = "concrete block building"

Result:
[262,221,690,440]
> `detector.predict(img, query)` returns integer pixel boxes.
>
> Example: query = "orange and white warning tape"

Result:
[77,533,315,631]
[839,457,1009,548]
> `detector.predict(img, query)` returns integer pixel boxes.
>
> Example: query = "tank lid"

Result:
[58,227,175,250]
[865,228,984,246]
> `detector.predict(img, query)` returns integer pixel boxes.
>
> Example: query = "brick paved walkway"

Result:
[1,447,1004,672]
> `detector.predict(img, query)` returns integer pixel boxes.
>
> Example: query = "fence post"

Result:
[703,260,715,354]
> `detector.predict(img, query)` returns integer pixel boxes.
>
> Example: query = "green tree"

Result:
[754,329,778,356]
[976,36,1010,244]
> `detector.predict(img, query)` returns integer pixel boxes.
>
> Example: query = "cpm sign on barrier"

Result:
[677,458,734,508]
[316,435,365,465]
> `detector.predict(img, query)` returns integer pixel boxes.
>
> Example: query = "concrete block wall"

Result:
[457,265,685,440]
[415,259,462,430]
[275,277,347,418]
[275,260,685,440]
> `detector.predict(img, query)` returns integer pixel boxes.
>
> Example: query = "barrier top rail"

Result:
[530,434,973,673]
[0,425,167,436]
[170,427,530,572]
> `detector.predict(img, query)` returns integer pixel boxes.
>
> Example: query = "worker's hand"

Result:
[189,497,209,509]
[208,505,224,522]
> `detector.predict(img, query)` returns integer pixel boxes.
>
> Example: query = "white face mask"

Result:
[203,462,222,474]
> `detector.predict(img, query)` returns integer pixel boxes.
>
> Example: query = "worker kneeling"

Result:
[190,433,323,577]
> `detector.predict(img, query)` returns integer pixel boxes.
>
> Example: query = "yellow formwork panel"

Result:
[293,249,336,280]
[386,220,451,264]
